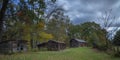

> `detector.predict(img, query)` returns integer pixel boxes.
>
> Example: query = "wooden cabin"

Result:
[37,42,47,48]
[37,40,66,51]
[0,40,28,54]
[47,40,66,51]
[37,42,48,50]
[70,39,87,48]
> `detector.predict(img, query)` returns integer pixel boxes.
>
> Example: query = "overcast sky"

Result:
[56,0,120,38]
[57,0,120,26]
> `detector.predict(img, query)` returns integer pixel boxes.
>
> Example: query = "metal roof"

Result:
[73,39,86,43]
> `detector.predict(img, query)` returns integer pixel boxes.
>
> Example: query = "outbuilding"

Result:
[70,39,87,47]
[47,40,66,51]
[0,40,28,54]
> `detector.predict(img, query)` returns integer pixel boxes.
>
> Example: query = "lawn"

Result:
[0,47,119,60]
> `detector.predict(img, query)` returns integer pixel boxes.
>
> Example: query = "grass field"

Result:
[0,47,119,60]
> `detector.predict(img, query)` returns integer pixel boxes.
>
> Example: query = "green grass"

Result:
[0,47,119,60]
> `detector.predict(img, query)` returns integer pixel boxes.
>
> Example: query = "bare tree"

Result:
[97,9,119,47]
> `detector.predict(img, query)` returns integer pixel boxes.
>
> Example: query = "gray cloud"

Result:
[72,16,93,24]
[57,0,120,26]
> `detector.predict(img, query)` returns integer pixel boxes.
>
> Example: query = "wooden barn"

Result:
[37,42,47,48]
[47,40,66,51]
[0,40,28,54]
[70,39,87,47]
[37,42,48,50]
[37,40,66,51]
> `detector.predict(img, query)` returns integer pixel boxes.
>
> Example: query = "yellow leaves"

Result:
[40,32,53,39]
[12,20,50,42]
[39,32,53,42]
[37,22,44,29]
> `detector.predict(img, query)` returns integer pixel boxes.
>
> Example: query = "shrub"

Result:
[92,43,107,51]
[97,45,108,51]
[114,52,120,57]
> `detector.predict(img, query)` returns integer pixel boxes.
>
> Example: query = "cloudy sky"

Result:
[57,0,120,26]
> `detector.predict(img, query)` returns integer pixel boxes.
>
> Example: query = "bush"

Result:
[97,45,108,51]
[114,52,120,57]
[92,43,107,51]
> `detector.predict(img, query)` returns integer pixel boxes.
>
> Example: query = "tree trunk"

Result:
[117,46,119,53]
[30,39,34,49]
[0,0,9,40]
